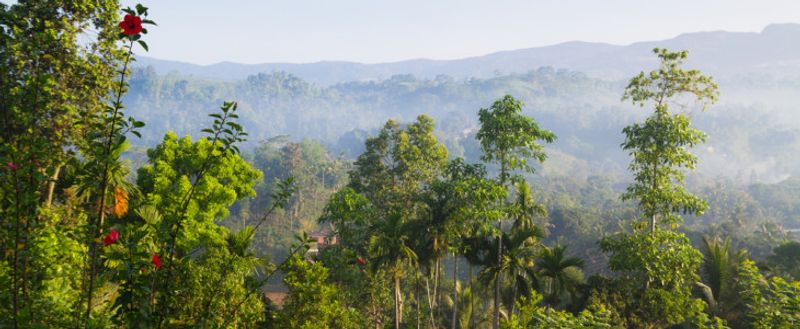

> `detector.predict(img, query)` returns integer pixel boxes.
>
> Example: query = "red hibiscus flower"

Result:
[103,228,119,246]
[119,14,142,35]
[152,254,162,269]
[356,257,366,265]
[6,162,17,171]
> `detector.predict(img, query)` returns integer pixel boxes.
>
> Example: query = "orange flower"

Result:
[113,187,128,218]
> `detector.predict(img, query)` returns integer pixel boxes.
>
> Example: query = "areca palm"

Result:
[416,177,454,315]
[535,245,585,307]
[416,158,505,327]
[406,217,441,328]
[441,281,491,329]
[478,227,542,318]
[369,213,417,329]
[462,234,494,327]
[509,179,546,234]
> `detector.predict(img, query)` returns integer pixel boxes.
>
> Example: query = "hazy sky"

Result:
[120,0,800,65]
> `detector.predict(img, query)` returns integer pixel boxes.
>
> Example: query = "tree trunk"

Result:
[416,274,421,329]
[511,283,517,316]
[433,258,440,311]
[395,276,403,329]
[469,265,475,329]
[495,161,507,329]
[650,161,657,238]
[371,295,381,329]
[651,214,657,238]
[650,111,661,239]
[494,221,502,329]
[451,253,458,329]
[426,278,435,329]
[437,258,444,323]
[45,165,61,208]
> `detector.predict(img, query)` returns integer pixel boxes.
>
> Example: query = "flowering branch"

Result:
[80,4,153,326]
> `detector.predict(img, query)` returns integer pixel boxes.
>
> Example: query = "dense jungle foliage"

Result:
[1,2,798,328]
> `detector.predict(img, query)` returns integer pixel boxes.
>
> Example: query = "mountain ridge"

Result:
[135,23,800,85]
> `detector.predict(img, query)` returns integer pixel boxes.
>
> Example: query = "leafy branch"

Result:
[155,101,248,327]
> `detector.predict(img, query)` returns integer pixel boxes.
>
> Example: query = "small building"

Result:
[264,291,287,307]
[306,227,338,257]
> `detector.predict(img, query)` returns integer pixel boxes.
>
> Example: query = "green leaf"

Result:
[135,4,148,15]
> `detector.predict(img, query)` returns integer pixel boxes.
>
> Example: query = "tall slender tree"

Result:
[476,94,555,329]
[599,48,725,328]
[370,213,417,329]
[620,48,719,236]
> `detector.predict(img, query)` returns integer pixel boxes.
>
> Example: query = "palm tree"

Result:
[509,179,546,234]
[416,159,501,328]
[369,213,417,329]
[700,236,733,307]
[535,245,585,307]
[416,178,454,323]
[697,236,747,324]
[462,234,493,328]
[478,227,542,318]
[407,218,439,329]
[441,281,493,329]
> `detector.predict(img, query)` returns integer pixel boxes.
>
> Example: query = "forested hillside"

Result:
[121,64,800,269]
[124,64,800,182]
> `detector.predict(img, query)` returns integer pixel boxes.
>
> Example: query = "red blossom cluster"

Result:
[119,14,142,35]
[152,254,162,269]
[103,228,119,246]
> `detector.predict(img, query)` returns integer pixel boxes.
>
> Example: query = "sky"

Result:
[120,0,800,65]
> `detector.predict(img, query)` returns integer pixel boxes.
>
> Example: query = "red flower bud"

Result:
[119,14,143,36]
[356,257,366,265]
[7,162,18,171]
[152,254,161,269]
[103,228,119,246]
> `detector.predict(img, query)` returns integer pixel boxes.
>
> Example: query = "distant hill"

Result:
[135,23,800,85]
[125,23,800,183]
